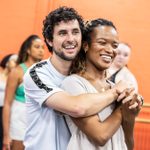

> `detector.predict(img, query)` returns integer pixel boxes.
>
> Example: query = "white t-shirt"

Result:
[23,59,70,150]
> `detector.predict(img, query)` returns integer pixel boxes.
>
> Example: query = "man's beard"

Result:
[53,48,77,61]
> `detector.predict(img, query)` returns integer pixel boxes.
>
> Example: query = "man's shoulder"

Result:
[31,59,49,70]
[23,59,49,84]
[29,59,49,74]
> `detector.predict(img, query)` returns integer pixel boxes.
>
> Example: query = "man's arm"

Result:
[45,88,118,118]
[45,80,132,118]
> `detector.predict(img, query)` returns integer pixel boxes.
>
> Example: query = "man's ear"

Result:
[82,42,89,53]
[46,39,52,47]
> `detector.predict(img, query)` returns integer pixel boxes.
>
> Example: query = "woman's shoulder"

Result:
[120,66,134,76]
[63,74,83,83]
[9,65,24,80]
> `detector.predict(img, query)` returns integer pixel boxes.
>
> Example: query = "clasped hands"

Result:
[114,81,143,118]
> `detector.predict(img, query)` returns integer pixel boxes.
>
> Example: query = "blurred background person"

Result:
[108,42,138,92]
[2,35,44,150]
[0,54,18,150]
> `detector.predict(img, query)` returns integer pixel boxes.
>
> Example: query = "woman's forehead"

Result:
[91,26,119,41]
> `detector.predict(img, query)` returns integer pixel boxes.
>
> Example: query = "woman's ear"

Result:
[27,49,30,55]
[82,42,89,53]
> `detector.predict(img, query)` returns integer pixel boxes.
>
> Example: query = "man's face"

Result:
[48,19,82,61]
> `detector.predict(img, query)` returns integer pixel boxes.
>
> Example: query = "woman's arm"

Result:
[121,94,141,150]
[71,106,122,146]
[2,68,21,148]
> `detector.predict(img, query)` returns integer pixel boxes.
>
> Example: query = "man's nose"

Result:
[66,33,74,41]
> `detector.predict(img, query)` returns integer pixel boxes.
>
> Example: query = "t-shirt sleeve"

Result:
[60,75,87,96]
[23,65,63,107]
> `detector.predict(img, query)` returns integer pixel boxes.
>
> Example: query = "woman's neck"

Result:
[79,64,107,81]
[24,57,40,68]
[80,67,110,93]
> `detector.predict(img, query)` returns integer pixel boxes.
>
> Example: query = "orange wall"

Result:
[0,0,150,103]
[0,0,51,59]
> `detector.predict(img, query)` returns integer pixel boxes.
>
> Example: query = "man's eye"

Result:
[59,32,66,36]
[73,30,80,35]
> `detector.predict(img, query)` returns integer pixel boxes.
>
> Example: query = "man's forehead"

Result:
[54,19,80,30]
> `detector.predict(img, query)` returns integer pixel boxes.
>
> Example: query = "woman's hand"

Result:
[2,136,11,150]
[120,89,143,118]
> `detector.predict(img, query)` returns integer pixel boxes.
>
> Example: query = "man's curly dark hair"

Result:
[42,6,84,52]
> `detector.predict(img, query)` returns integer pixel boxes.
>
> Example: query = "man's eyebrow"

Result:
[58,29,67,33]
[72,28,80,30]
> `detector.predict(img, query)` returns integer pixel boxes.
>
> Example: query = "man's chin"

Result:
[62,56,76,61]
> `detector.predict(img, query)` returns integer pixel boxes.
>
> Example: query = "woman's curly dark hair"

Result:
[42,6,84,52]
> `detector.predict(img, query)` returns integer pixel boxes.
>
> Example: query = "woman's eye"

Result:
[98,41,106,45]
[112,43,119,49]
[34,45,40,48]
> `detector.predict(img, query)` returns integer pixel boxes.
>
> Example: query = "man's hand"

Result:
[114,81,135,102]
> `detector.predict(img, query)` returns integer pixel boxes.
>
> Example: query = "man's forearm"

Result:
[46,89,118,118]
[78,88,118,117]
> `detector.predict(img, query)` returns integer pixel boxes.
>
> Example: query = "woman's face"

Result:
[85,25,119,71]
[28,38,45,61]
[113,43,131,68]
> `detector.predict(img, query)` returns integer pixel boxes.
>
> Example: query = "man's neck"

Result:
[50,55,72,75]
